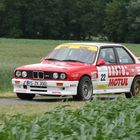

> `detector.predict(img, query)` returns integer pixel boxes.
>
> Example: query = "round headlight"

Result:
[22,71,27,78]
[15,71,21,77]
[60,73,66,79]
[53,73,59,79]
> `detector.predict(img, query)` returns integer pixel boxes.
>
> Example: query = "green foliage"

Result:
[104,0,129,42]
[126,0,140,43]
[0,0,139,42]
[0,0,23,38]
[0,96,140,139]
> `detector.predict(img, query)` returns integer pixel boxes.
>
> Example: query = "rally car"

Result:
[12,43,140,100]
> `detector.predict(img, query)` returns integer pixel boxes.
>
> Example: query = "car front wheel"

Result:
[73,76,93,101]
[125,76,140,98]
[16,93,35,100]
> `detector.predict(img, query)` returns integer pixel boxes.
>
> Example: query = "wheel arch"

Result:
[74,74,93,101]
[77,74,93,92]
[79,74,92,82]
[125,75,140,98]
[131,75,140,87]
[132,75,140,82]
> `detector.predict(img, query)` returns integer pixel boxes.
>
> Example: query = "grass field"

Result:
[0,38,140,92]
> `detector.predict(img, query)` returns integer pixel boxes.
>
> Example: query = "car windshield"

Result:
[46,44,97,64]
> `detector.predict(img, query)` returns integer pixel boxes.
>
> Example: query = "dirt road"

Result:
[0,96,73,105]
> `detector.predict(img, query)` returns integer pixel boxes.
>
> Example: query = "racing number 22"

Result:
[101,74,106,81]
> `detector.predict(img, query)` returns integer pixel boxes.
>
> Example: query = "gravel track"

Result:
[0,96,73,105]
[0,94,123,105]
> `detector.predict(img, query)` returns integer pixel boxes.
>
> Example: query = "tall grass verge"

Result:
[0,96,140,139]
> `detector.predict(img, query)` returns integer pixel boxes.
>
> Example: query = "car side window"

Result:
[116,47,134,64]
[98,48,116,64]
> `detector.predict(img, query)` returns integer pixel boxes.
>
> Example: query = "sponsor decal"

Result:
[91,72,97,79]
[108,66,129,77]
[55,44,97,51]
[45,74,50,78]
[26,81,31,86]
[52,92,61,94]
[15,81,20,85]
[16,89,26,92]
[136,66,140,69]
[16,85,22,88]
[96,84,108,89]
[71,73,79,78]
[128,68,135,75]
[70,84,77,87]
[136,66,140,73]
[108,78,128,87]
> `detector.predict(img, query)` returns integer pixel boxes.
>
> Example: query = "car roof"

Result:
[58,42,140,64]
[62,42,123,48]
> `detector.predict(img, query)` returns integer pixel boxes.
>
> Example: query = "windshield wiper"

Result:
[46,58,84,63]
[45,58,61,61]
[62,59,84,63]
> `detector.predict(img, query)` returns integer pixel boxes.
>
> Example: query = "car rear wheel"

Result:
[125,76,140,98]
[16,93,35,100]
[73,76,93,101]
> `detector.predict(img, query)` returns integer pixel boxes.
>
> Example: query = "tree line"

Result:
[0,0,140,43]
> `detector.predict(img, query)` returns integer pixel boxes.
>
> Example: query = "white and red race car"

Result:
[12,43,140,100]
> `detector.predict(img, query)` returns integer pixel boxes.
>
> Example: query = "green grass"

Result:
[124,43,140,57]
[0,96,140,139]
[0,38,140,92]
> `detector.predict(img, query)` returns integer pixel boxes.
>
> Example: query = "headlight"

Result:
[60,73,66,79]
[15,71,21,77]
[22,71,27,78]
[53,73,59,79]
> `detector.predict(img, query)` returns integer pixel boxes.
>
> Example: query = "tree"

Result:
[62,0,109,40]
[0,0,6,36]
[104,0,130,42]
[0,0,25,38]
[0,0,139,43]
[126,0,140,43]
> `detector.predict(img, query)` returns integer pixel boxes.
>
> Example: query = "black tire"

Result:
[125,76,140,98]
[16,93,35,100]
[73,76,93,101]
[125,92,132,98]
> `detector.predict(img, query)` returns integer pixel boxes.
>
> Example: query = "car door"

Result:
[113,46,136,91]
[94,47,117,93]
[94,46,135,94]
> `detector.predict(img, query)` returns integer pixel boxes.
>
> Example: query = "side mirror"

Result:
[97,58,105,66]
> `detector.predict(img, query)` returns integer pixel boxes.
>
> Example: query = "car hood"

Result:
[16,60,92,72]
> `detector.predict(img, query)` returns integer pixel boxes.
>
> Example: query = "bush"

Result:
[0,96,140,139]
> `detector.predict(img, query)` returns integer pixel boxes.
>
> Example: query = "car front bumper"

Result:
[12,79,78,96]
